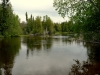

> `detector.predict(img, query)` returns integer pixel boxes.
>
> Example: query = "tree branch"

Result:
[88,0,99,11]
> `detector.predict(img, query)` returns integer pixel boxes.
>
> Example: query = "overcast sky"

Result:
[10,0,68,22]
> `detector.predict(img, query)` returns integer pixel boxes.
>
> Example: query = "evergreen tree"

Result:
[25,12,28,22]
[25,14,35,34]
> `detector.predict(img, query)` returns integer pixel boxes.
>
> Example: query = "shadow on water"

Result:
[22,36,53,58]
[0,37,21,75]
[69,42,100,75]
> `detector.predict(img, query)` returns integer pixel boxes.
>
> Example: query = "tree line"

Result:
[0,0,74,37]
[21,12,74,36]
[1,0,100,43]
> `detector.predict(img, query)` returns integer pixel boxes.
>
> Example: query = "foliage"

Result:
[24,14,55,35]
[0,1,22,37]
[46,17,54,35]
[53,0,99,18]
[10,14,22,36]
[42,15,54,35]
[61,21,73,33]
[20,21,27,34]
[33,16,43,34]
[53,0,100,42]
[54,23,61,33]
[26,17,34,34]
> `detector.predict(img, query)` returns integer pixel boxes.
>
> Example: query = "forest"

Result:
[0,0,100,42]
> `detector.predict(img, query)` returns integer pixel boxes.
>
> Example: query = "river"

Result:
[0,35,100,75]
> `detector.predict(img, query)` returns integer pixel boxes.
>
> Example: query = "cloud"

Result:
[10,0,68,22]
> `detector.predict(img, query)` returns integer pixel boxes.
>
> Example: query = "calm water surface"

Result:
[0,36,100,75]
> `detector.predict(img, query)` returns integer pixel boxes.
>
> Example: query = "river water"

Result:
[0,36,100,75]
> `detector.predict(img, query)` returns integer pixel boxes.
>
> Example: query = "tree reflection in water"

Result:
[0,37,21,75]
[69,59,100,75]
[69,43,100,75]
[22,36,53,58]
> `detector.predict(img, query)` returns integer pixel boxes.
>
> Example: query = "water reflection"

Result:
[69,43,100,75]
[0,37,21,75]
[84,43,100,63]
[62,36,74,45]
[52,35,82,47]
[0,36,100,75]
[22,36,53,58]
[42,37,53,51]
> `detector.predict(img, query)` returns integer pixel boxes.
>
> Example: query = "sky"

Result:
[10,0,68,23]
